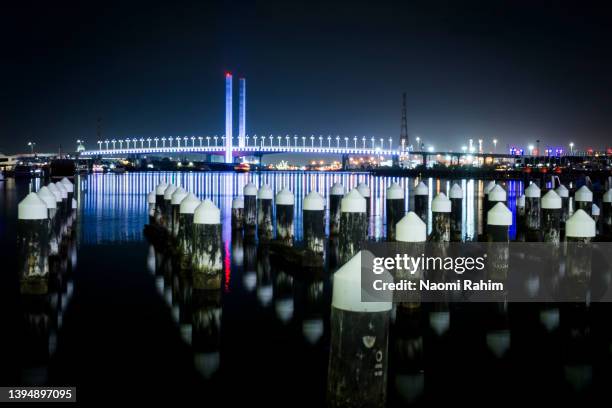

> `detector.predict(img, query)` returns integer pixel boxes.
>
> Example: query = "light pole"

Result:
[353,136,357,149]
[294,135,298,147]
[154,137,159,148]
[371,137,375,149]
[478,139,483,154]
[362,137,366,148]
[245,135,249,146]
[319,135,323,148]
[222,136,226,146]
[379,138,383,149]
[162,137,166,147]
[311,135,315,147]
[132,138,137,148]
[97,140,102,150]
[118,139,124,149]
[111,139,116,149]
[416,137,421,151]
[569,142,574,155]
[388,138,393,150]
[169,137,174,147]
[269,135,274,146]
[27,141,36,154]
[327,136,331,148]
[302,136,306,147]
[213,136,218,146]
[198,136,203,147]
[336,136,340,148]
[344,137,348,148]
[286,135,290,146]
[147,138,152,148]
[176,137,181,147]
[104,140,109,149]
[493,139,497,154]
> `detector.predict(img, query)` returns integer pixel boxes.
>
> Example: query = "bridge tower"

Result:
[400,92,408,151]
[239,78,246,148]
[225,72,233,163]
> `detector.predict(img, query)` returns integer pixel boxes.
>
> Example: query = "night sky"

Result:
[1,1,611,155]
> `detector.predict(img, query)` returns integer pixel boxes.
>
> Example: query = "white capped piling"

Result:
[338,189,367,264]
[483,180,496,216]
[386,183,404,241]
[147,190,157,224]
[329,182,345,236]
[275,188,295,246]
[574,185,593,214]
[414,181,429,223]
[37,187,59,257]
[395,212,427,306]
[565,210,596,299]
[566,209,596,242]
[357,182,371,218]
[431,193,451,242]
[231,197,245,230]
[192,200,223,290]
[60,177,74,204]
[555,184,570,226]
[155,181,169,227]
[303,191,326,254]
[449,183,463,242]
[541,190,562,243]
[487,184,507,215]
[327,251,392,408]
[487,202,513,242]
[396,212,427,243]
[484,180,496,195]
[17,193,50,294]
[170,187,188,237]
[243,183,258,235]
[47,183,62,205]
[177,193,201,271]
[163,184,178,231]
[487,202,512,283]
[516,194,526,232]
[525,183,541,240]
[257,184,274,241]
[55,182,69,217]
[603,189,612,237]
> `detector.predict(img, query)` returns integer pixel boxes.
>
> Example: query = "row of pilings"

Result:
[144,175,612,406]
[16,177,79,384]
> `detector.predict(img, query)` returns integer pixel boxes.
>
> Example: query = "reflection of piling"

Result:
[603,189,612,238]
[357,182,371,218]
[574,185,593,214]
[147,190,156,224]
[541,190,562,243]
[449,183,463,242]
[231,197,244,230]
[192,290,222,379]
[170,187,188,238]
[192,200,223,290]
[386,183,404,241]
[414,181,428,223]
[330,183,345,236]
[163,185,178,232]
[243,183,257,236]
[177,193,201,272]
[275,188,294,246]
[155,182,168,227]
[338,189,367,264]
[303,191,325,255]
[430,193,451,242]
[564,210,596,301]
[327,252,392,408]
[257,184,274,242]
[17,193,50,294]
[525,183,541,241]
[555,184,570,227]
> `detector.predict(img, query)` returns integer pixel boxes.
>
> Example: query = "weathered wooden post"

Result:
[430,193,451,242]
[231,197,244,230]
[555,184,570,227]
[275,188,295,246]
[327,251,392,408]
[17,193,50,294]
[147,190,156,224]
[564,209,596,301]
[303,191,325,255]
[541,190,562,243]
[243,183,257,236]
[170,187,188,238]
[154,181,168,227]
[357,182,371,218]
[525,183,541,241]
[177,193,201,271]
[257,184,274,242]
[192,200,223,290]
[329,182,345,237]
[603,189,612,238]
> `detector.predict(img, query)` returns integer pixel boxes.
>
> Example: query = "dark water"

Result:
[1,172,610,405]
